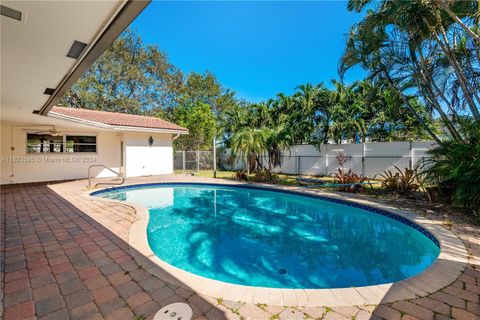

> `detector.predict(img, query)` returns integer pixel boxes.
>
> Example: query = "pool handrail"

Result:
[88,164,125,189]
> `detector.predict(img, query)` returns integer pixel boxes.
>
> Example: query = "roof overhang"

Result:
[1,0,150,125]
[48,110,189,135]
[37,1,150,116]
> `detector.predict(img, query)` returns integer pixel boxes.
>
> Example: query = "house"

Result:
[0,0,191,184]
[0,107,187,184]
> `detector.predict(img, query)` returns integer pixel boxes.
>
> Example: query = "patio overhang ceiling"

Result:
[1,0,150,125]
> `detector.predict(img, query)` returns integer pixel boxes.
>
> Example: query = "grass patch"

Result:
[174,170,380,191]
[174,169,235,179]
[256,303,268,311]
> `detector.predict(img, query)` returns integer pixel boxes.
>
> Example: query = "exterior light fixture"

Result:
[148,136,154,146]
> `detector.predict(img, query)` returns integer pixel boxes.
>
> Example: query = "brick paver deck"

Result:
[1,176,479,320]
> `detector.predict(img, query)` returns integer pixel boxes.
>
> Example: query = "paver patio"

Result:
[1,175,479,320]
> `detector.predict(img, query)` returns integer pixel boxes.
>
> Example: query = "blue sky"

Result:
[132,1,366,102]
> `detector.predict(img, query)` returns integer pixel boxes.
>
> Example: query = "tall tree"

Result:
[61,28,237,150]
[171,102,217,151]
[177,71,237,115]
[343,0,480,128]
[230,128,268,174]
[61,29,182,113]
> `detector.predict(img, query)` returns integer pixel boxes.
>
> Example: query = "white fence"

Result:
[219,141,435,178]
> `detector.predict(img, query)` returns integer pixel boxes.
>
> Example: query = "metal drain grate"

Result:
[278,268,288,275]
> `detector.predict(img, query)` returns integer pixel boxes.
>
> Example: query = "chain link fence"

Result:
[174,151,214,171]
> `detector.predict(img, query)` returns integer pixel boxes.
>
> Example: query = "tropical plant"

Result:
[420,120,480,211]
[335,152,348,168]
[232,170,248,181]
[332,168,369,193]
[263,126,292,169]
[251,168,280,184]
[230,128,268,174]
[329,152,366,192]
[377,166,420,194]
[341,0,480,142]
[220,78,431,149]
[341,0,480,211]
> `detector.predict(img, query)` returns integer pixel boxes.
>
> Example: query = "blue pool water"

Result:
[94,183,440,289]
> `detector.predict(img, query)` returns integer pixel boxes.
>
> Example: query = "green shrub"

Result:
[251,168,280,183]
[232,170,248,181]
[377,166,419,195]
[331,168,368,193]
[420,120,480,212]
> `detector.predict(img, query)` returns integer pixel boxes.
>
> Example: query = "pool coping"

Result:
[87,179,468,307]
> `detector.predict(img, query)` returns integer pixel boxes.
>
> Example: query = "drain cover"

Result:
[153,302,193,320]
[278,268,288,275]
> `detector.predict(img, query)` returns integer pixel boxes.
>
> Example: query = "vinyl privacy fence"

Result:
[175,141,435,178]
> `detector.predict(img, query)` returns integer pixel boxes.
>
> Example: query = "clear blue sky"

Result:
[132,1,366,102]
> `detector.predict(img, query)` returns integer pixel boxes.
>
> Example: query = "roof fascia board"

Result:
[37,0,151,115]
[48,111,189,134]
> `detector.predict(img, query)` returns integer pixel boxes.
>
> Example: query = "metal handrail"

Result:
[88,165,125,188]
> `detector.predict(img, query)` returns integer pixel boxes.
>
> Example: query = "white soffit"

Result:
[0,0,131,125]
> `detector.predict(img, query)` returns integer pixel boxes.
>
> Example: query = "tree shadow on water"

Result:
[147,187,439,289]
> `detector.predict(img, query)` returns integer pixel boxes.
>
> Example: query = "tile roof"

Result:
[49,106,187,132]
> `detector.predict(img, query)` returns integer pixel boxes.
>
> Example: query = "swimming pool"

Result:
[93,183,440,289]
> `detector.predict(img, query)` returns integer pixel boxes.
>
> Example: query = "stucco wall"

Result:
[1,123,175,184]
[0,122,122,184]
[124,132,173,178]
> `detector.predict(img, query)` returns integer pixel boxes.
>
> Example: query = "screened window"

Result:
[26,134,97,153]
[26,134,63,153]
[66,135,97,153]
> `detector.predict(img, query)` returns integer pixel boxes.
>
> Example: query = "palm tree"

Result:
[345,0,480,120]
[292,83,320,144]
[312,83,333,144]
[433,0,480,44]
[263,126,292,169]
[250,101,273,128]
[340,11,443,143]
[230,128,268,174]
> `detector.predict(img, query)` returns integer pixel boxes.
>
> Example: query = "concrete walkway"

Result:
[1,175,479,320]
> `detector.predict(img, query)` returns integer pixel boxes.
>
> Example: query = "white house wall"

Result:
[0,122,122,184]
[124,132,173,178]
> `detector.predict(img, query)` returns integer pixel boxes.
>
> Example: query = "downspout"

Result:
[10,125,14,184]
[172,134,180,140]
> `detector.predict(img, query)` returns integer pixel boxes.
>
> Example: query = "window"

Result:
[26,134,97,153]
[27,134,63,153]
[66,135,97,153]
